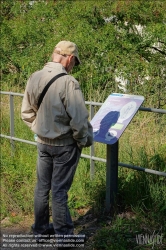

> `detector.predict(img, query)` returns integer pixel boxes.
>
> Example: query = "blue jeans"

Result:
[32,142,81,236]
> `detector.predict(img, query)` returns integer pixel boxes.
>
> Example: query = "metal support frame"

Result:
[9,94,15,152]
[90,103,95,179]
[106,141,119,212]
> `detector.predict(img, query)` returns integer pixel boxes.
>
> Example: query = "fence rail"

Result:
[1,91,166,211]
[1,91,166,175]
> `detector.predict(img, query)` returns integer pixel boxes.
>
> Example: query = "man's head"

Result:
[52,41,81,72]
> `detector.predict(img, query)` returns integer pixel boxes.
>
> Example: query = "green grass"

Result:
[1,93,166,249]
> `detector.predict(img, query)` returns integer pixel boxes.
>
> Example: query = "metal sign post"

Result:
[106,141,119,212]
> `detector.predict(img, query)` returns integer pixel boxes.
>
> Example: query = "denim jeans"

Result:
[32,142,81,236]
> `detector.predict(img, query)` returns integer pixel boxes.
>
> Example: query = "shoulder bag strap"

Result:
[37,73,67,109]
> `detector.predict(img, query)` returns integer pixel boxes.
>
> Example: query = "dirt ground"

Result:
[0,210,105,250]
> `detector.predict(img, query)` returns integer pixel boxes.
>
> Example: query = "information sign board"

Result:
[90,93,144,145]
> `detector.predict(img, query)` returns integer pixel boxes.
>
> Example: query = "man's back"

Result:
[22,61,91,148]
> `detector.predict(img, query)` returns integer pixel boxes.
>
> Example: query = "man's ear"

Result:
[68,55,74,62]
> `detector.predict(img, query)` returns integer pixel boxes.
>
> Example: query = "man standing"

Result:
[21,41,93,246]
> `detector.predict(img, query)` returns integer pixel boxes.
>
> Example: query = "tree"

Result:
[1,0,166,108]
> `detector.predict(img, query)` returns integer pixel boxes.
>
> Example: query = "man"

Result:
[21,41,93,247]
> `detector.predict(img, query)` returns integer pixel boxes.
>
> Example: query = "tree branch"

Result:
[150,46,166,55]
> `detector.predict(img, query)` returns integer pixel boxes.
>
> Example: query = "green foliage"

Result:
[1,140,37,217]
[93,214,166,249]
[1,0,166,106]
[68,158,106,217]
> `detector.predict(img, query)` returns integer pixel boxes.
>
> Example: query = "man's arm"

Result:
[65,80,93,148]
[21,79,37,128]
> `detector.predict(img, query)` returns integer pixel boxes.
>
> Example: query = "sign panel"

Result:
[90,93,144,145]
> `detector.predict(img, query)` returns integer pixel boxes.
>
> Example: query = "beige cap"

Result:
[54,41,81,66]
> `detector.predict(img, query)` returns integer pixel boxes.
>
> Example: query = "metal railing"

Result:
[1,90,166,176]
[1,91,166,211]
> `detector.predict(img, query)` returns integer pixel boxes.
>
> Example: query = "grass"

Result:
[1,92,166,249]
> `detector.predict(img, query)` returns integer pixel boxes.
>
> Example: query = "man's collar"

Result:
[44,62,67,73]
